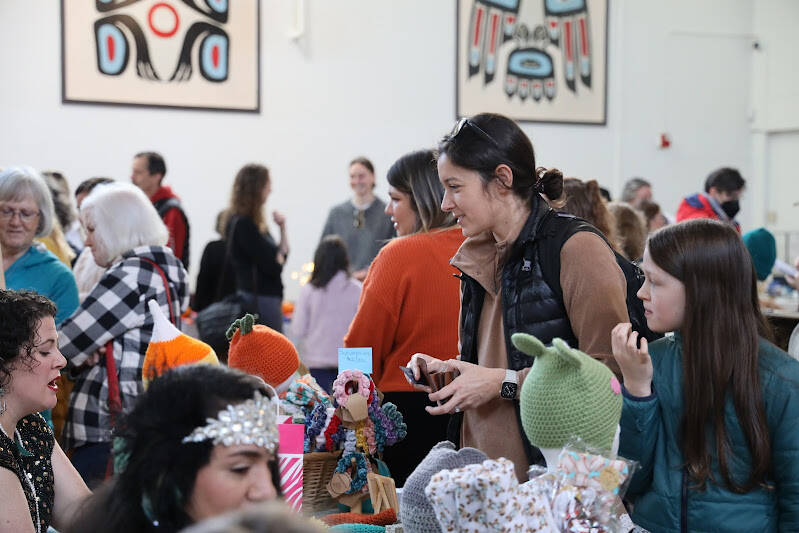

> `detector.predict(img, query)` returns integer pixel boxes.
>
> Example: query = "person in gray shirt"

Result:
[320,156,395,281]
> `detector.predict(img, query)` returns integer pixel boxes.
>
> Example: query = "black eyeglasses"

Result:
[450,117,500,148]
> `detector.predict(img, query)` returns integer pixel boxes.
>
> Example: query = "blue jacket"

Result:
[620,334,799,532]
[5,245,79,325]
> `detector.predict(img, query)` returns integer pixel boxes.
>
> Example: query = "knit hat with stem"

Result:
[511,333,622,451]
[142,300,219,388]
[226,314,300,390]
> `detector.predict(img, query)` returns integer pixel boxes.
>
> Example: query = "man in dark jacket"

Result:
[131,151,191,268]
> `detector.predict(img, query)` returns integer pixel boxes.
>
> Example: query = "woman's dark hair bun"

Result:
[535,166,564,202]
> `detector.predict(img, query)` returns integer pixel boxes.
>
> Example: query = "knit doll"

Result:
[226,314,301,393]
[511,332,623,471]
[142,299,219,388]
[322,370,407,509]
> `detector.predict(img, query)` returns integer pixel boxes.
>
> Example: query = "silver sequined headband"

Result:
[182,391,279,454]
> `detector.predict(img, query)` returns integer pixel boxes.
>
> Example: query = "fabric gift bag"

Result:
[278,421,304,511]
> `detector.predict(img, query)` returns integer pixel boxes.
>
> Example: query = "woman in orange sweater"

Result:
[344,149,463,486]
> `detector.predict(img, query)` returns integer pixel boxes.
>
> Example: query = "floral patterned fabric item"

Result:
[425,458,557,532]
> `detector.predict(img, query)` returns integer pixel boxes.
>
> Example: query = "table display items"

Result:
[290,368,406,515]
[399,333,641,532]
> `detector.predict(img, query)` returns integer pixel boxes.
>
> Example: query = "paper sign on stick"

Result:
[338,347,373,374]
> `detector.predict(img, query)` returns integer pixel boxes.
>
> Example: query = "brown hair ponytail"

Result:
[535,167,565,208]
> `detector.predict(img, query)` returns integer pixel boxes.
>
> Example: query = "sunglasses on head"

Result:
[450,117,500,148]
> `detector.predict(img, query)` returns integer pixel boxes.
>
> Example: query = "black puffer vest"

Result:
[447,200,577,465]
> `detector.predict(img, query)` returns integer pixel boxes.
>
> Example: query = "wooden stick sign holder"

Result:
[367,473,399,514]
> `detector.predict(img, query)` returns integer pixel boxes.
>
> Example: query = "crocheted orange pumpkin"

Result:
[227,314,300,389]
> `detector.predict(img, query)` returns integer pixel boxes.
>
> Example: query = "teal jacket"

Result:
[5,245,79,325]
[620,334,799,532]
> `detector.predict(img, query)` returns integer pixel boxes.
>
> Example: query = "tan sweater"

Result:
[453,228,628,481]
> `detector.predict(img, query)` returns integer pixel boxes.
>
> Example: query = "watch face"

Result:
[501,382,518,399]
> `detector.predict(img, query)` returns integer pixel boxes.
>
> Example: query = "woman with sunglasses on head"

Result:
[343,149,464,486]
[408,114,629,481]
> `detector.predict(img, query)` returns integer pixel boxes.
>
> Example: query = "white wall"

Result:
[1,0,797,300]
[751,0,799,241]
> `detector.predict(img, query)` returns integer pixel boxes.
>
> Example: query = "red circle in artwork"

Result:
[148,2,180,38]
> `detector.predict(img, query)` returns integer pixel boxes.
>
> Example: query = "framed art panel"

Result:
[62,0,260,112]
[456,0,608,125]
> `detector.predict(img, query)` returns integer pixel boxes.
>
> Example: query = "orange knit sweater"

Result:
[344,227,465,392]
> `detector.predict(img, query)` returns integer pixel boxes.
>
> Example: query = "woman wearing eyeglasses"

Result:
[0,167,79,327]
[408,114,629,482]
[320,157,395,281]
[343,149,464,486]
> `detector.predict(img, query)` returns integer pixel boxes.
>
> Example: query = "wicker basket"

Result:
[303,450,342,512]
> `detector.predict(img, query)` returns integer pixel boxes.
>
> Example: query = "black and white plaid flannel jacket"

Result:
[59,246,189,449]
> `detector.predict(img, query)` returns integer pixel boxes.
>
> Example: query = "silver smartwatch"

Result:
[500,369,518,400]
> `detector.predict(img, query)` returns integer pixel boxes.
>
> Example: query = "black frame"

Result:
[454,0,609,126]
[61,0,261,114]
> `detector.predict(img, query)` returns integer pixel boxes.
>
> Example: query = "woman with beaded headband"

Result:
[65,365,282,533]
[0,289,90,533]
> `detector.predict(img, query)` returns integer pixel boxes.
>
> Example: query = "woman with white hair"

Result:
[0,166,78,324]
[58,182,189,487]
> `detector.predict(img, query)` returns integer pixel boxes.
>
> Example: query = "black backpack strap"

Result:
[152,197,190,270]
[533,211,599,301]
[153,197,182,217]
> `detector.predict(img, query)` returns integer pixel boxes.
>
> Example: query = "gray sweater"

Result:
[320,198,395,271]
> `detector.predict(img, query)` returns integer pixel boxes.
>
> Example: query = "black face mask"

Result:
[721,199,740,219]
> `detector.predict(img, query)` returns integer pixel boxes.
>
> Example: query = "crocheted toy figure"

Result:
[320,370,407,511]
[511,332,623,470]
[142,299,219,388]
[226,314,300,392]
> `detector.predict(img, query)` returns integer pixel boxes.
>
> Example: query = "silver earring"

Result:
[0,387,6,416]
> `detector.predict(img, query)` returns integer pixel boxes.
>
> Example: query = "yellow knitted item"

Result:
[143,300,219,388]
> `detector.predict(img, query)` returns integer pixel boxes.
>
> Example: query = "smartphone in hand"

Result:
[399,365,427,387]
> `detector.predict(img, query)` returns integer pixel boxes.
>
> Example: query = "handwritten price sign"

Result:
[338,347,373,375]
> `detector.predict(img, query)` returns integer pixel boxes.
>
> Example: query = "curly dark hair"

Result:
[66,365,282,533]
[0,290,57,389]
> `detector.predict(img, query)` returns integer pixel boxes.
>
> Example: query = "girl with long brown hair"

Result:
[612,219,799,532]
[228,164,289,332]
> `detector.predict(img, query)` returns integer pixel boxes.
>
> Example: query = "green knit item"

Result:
[226,313,256,340]
[512,333,622,451]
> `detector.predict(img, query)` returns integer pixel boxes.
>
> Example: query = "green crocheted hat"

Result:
[512,333,622,451]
